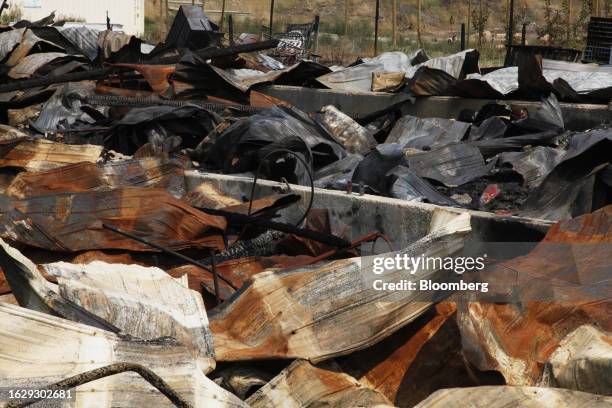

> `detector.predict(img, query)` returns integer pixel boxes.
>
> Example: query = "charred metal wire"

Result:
[199,206,351,248]
[72,93,264,114]
[211,251,221,305]
[199,230,285,265]
[303,232,395,266]
[102,223,237,289]
[248,148,315,227]
[5,363,192,408]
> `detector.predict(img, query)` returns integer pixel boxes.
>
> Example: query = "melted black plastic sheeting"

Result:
[351,143,405,194]
[205,105,346,185]
[107,104,222,155]
[314,153,363,190]
[405,143,496,187]
[386,165,461,207]
[385,115,470,150]
[173,54,331,103]
[499,146,566,189]
[521,129,612,221]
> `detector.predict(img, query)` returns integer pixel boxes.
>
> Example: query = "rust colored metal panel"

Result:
[457,205,612,387]
[209,213,472,362]
[0,187,226,252]
[7,158,187,199]
[339,303,504,406]
[167,264,236,301]
[113,64,176,95]
[0,138,103,172]
[249,90,292,108]
[185,182,243,209]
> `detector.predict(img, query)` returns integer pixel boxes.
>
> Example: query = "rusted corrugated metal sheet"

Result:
[336,303,499,406]
[415,386,612,408]
[7,158,187,198]
[0,302,248,407]
[209,213,472,362]
[456,205,611,388]
[246,360,394,408]
[0,187,226,252]
[0,137,103,172]
[338,302,506,406]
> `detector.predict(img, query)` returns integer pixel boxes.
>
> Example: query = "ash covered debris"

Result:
[0,4,609,408]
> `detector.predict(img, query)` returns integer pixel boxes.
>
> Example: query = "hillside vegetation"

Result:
[145,0,607,65]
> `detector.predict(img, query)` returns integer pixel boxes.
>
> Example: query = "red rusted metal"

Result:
[0,188,226,252]
[112,64,176,95]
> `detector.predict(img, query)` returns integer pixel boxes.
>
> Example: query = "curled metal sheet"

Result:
[98,30,136,59]
[246,360,393,407]
[44,260,216,370]
[58,26,101,61]
[547,325,612,395]
[499,146,565,189]
[113,63,176,95]
[209,213,472,362]
[0,187,226,252]
[521,130,612,220]
[316,50,428,92]
[8,52,70,79]
[7,157,188,199]
[386,115,470,150]
[315,105,377,155]
[0,28,27,61]
[314,153,363,190]
[406,143,496,187]
[5,29,64,67]
[387,166,461,206]
[456,207,611,387]
[0,137,102,172]
[0,303,248,407]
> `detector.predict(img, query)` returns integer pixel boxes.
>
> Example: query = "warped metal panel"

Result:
[0,187,226,252]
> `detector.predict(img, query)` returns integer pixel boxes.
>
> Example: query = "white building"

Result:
[16,0,145,35]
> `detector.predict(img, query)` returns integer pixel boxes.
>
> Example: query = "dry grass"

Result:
[144,0,588,66]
